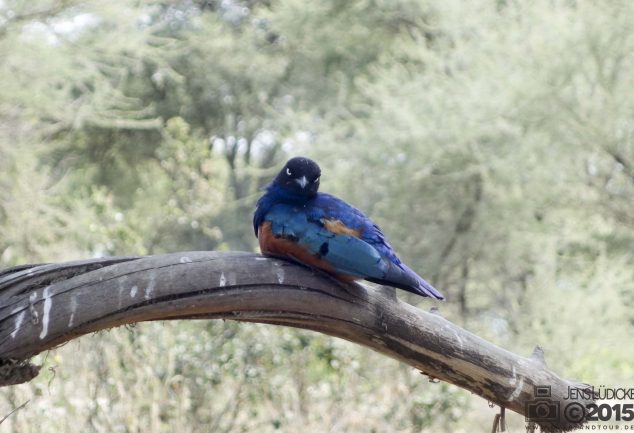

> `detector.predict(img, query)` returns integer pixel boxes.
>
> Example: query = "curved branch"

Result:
[0,251,593,431]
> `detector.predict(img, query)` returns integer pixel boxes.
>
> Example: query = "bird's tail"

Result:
[411,272,445,300]
[369,261,445,300]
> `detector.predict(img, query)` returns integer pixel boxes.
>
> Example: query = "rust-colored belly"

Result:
[258,221,355,282]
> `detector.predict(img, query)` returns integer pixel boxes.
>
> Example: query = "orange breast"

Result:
[258,221,355,282]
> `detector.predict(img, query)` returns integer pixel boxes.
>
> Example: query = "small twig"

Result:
[491,406,506,432]
[0,400,29,425]
[47,365,57,392]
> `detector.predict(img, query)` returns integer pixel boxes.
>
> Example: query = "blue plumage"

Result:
[253,157,444,300]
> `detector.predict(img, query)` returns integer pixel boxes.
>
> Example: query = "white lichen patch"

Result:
[130,285,138,298]
[180,256,192,263]
[507,365,525,401]
[117,282,125,309]
[219,272,226,287]
[39,286,53,339]
[68,296,78,328]
[144,275,156,300]
[275,267,285,284]
[452,330,464,351]
[29,292,39,324]
[11,310,25,339]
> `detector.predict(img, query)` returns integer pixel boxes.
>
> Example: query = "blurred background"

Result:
[1,0,633,431]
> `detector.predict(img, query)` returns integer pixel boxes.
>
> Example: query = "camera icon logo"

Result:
[525,386,560,422]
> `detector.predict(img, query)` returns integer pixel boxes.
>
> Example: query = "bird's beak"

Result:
[295,176,308,189]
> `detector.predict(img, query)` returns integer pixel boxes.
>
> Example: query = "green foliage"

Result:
[1,0,633,431]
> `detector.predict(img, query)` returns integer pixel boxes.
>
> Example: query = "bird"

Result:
[253,156,444,300]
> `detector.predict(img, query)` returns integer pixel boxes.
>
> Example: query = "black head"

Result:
[271,156,321,200]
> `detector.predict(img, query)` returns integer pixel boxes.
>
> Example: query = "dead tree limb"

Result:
[0,251,593,431]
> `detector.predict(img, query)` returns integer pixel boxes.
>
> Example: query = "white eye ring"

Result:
[286,168,292,176]
[313,176,320,183]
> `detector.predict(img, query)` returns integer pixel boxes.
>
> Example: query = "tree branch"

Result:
[0,251,593,431]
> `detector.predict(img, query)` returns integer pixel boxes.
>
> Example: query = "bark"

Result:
[0,251,594,431]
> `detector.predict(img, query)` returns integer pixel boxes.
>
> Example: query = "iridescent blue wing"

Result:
[262,195,444,299]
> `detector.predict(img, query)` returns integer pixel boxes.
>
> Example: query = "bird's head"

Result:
[270,156,321,201]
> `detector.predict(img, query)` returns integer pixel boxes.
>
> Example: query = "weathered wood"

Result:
[0,251,593,431]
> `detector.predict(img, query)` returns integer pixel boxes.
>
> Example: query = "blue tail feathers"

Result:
[369,262,445,300]
[413,275,445,300]
[401,263,444,300]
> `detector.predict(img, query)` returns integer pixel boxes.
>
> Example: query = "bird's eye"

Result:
[313,176,320,183]
[286,168,292,176]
